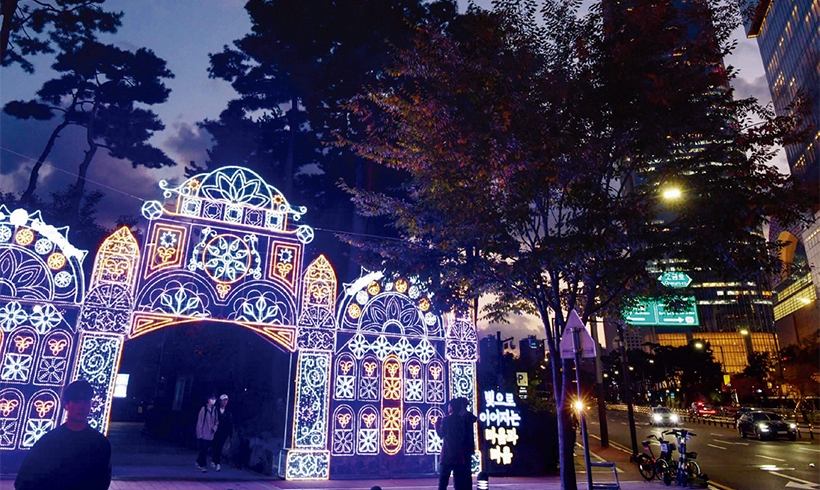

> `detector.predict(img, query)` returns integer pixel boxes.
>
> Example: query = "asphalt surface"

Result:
[598,409,820,490]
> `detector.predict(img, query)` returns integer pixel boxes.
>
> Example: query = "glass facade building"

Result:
[745,0,820,184]
[744,0,820,346]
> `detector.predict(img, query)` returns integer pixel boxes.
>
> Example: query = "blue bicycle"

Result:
[662,429,708,487]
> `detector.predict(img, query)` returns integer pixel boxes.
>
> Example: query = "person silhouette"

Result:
[15,379,112,490]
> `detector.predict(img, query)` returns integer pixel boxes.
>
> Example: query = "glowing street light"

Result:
[662,187,683,200]
[694,341,704,349]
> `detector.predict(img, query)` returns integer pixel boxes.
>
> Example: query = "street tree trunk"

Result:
[70,104,99,228]
[20,119,70,207]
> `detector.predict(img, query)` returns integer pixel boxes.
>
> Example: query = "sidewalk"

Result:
[0,422,665,489]
[1,443,666,490]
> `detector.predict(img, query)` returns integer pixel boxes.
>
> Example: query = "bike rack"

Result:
[590,461,621,490]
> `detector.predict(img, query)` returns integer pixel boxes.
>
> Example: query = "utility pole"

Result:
[589,318,609,448]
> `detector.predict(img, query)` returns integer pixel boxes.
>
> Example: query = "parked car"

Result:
[737,411,797,440]
[649,406,680,426]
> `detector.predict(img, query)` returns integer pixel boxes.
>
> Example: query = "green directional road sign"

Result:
[659,271,692,288]
[623,300,658,325]
[623,296,699,326]
[656,298,698,325]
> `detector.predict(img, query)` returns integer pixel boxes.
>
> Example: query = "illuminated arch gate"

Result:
[296,271,480,480]
[0,166,479,481]
[0,206,87,453]
[99,165,324,437]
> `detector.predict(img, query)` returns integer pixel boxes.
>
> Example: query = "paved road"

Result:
[594,409,820,490]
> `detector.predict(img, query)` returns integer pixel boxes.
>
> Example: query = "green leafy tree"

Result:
[781,331,820,410]
[337,1,813,488]
[741,351,773,384]
[205,0,457,277]
[4,40,176,222]
[1,0,121,72]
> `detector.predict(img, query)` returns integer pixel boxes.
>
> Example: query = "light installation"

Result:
[0,206,86,451]
[0,166,479,481]
[479,390,521,466]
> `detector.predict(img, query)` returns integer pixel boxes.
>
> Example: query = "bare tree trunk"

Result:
[20,119,70,207]
[559,358,578,490]
[545,314,577,490]
[70,105,99,227]
[69,143,97,226]
[0,0,18,63]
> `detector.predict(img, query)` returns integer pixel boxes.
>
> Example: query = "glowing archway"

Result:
[0,167,479,481]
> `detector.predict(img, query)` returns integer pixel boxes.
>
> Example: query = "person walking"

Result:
[436,398,467,490]
[15,379,112,490]
[455,397,477,490]
[195,394,219,472]
[211,394,233,471]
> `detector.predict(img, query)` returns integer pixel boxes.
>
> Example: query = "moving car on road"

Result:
[649,406,680,426]
[737,411,797,440]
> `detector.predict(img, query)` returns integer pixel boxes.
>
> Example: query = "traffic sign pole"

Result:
[573,326,594,490]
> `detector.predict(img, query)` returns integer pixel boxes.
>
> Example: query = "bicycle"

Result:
[636,434,676,481]
[662,429,708,487]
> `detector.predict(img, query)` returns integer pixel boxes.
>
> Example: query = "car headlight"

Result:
[670,414,679,423]
[789,423,797,430]
[758,423,770,432]
[653,414,662,422]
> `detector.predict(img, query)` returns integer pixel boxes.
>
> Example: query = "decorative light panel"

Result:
[322,273,478,479]
[478,390,521,466]
[0,207,85,451]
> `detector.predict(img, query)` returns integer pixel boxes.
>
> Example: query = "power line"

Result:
[1,145,407,243]
[0,145,147,203]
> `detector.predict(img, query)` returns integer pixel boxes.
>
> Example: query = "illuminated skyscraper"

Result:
[743,0,820,346]
[607,0,781,367]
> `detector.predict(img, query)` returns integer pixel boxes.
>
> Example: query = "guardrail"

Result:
[606,404,816,440]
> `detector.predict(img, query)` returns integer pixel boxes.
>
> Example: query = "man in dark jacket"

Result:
[437,399,465,490]
[15,379,112,490]
[437,397,477,490]
[454,397,477,490]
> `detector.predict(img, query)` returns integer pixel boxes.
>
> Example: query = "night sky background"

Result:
[0,0,786,342]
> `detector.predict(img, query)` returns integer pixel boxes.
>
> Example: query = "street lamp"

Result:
[694,341,724,369]
[662,187,683,200]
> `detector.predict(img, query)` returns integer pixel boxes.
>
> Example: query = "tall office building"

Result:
[518,335,546,367]
[743,0,820,346]
[608,0,781,370]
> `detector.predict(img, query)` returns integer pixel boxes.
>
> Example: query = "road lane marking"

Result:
[765,470,820,488]
[707,481,737,490]
[756,454,787,462]
[714,439,749,446]
[587,433,632,455]
[798,447,820,453]
[707,443,727,450]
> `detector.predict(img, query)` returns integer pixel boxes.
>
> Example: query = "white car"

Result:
[650,407,680,426]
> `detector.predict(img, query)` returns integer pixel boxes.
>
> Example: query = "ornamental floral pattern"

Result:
[327,272,477,478]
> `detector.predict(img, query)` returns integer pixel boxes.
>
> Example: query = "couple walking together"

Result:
[437,397,478,490]
[196,393,233,472]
